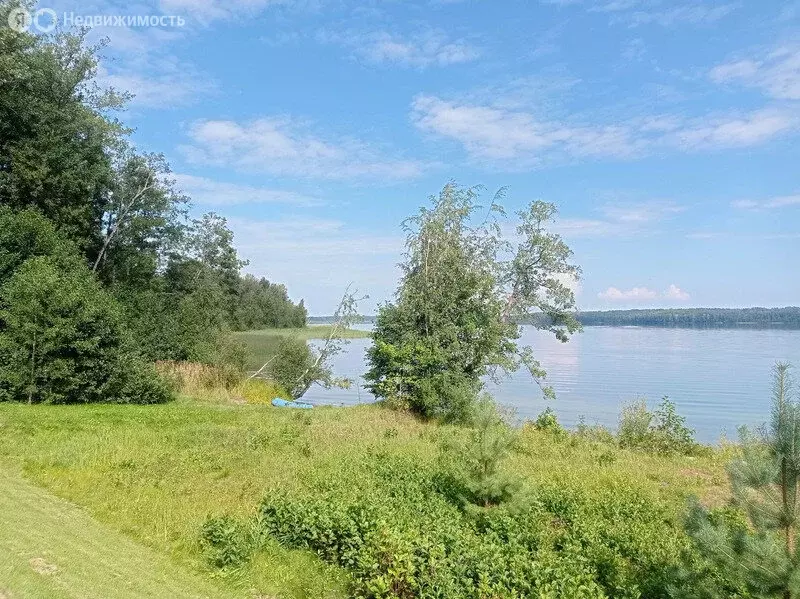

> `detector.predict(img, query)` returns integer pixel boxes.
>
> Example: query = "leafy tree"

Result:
[233,275,307,330]
[0,256,170,404]
[684,363,800,598]
[93,150,188,287]
[366,182,581,421]
[0,8,124,253]
[0,206,77,284]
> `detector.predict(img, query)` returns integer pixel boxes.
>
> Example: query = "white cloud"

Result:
[180,118,425,180]
[668,108,799,149]
[664,284,691,301]
[411,95,799,166]
[544,0,738,27]
[598,284,690,301]
[411,95,640,163]
[96,58,215,108]
[554,199,684,239]
[317,29,479,68]
[598,286,658,300]
[173,174,319,206]
[554,218,629,238]
[731,194,800,210]
[711,45,800,100]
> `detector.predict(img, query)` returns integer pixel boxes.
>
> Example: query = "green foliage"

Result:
[267,336,317,399]
[366,183,581,422]
[683,363,800,598]
[619,397,698,455]
[233,275,307,331]
[439,395,521,508]
[0,256,170,404]
[533,407,568,439]
[0,15,121,253]
[0,207,78,284]
[251,451,689,598]
[200,515,257,569]
[413,371,481,423]
[0,22,306,404]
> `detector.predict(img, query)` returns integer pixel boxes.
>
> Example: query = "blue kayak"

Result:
[271,398,314,409]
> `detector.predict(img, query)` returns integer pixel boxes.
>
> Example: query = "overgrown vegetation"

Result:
[618,397,701,455]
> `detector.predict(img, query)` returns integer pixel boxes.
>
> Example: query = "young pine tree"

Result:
[684,363,800,598]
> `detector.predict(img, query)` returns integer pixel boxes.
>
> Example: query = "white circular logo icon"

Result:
[33,8,57,33]
[7,7,32,32]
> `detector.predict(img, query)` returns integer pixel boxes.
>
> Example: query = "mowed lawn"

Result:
[0,399,729,598]
[233,325,371,370]
[0,467,241,599]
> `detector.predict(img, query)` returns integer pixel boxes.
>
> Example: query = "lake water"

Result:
[301,326,800,443]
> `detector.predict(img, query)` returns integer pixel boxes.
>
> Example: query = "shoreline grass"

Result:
[0,398,728,598]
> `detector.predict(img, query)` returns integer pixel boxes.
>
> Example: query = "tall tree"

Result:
[365,183,581,421]
[0,8,124,254]
[93,150,187,287]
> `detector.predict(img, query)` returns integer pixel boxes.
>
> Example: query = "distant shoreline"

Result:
[309,307,800,330]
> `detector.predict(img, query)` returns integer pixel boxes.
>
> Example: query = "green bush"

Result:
[248,452,689,598]
[267,336,314,398]
[618,397,698,455]
[413,371,481,423]
[532,407,570,441]
[0,256,171,404]
[200,515,257,569]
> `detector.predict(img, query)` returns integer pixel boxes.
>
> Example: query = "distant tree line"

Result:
[569,307,800,329]
[0,17,304,403]
[348,307,800,330]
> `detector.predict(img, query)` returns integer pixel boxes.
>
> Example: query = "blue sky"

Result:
[43,0,799,313]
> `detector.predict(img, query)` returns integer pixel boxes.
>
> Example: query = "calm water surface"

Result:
[302,326,800,443]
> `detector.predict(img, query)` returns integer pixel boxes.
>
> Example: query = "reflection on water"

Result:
[302,326,800,443]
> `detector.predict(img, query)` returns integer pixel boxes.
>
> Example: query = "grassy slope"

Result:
[0,399,730,598]
[233,326,371,371]
[0,466,241,599]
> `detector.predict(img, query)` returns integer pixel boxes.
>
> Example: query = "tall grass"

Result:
[156,361,290,404]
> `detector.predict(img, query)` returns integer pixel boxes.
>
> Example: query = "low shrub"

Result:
[575,417,616,444]
[200,515,258,569]
[531,407,569,441]
[247,452,690,598]
[619,397,699,455]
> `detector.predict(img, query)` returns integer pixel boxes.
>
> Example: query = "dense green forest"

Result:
[0,20,304,403]
[573,307,800,328]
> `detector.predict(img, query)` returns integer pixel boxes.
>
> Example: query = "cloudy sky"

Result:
[43,0,799,313]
